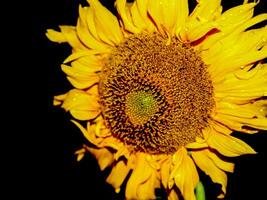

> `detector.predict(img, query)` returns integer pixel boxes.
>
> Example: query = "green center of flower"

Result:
[99,33,214,154]
[125,91,158,125]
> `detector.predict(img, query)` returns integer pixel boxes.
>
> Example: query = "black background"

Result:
[31,0,267,199]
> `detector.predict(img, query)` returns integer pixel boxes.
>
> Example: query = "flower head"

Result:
[47,0,267,199]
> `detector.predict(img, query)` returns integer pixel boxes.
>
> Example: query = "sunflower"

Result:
[47,0,267,199]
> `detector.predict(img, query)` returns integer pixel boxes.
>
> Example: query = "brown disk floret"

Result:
[99,33,214,154]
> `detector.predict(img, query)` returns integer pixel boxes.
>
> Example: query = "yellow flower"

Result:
[47,0,267,199]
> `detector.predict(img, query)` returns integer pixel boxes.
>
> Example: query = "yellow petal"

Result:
[255,99,267,116]
[71,121,98,145]
[61,64,99,89]
[233,13,267,36]
[210,49,267,80]
[214,63,267,95]
[94,117,112,138]
[160,158,171,189]
[175,0,189,36]
[98,136,122,150]
[215,112,267,132]
[205,149,234,173]
[190,0,222,22]
[86,7,100,40]
[168,188,180,200]
[207,32,264,63]
[63,50,101,64]
[113,144,130,160]
[71,55,103,72]
[184,21,218,42]
[170,147,199,200]
[136,171,160,199]
[169,148,184,185]
[87,147,114,170]
[180,0,222,41]
[191,150,227,197]
[205,128,256,157]
[75,148,86,161]
[237,27,267,52]
[186,137,208,149]
[46,29,66,43]
[215,93,267,110]
[214,98,267,132]
[46,26,86,51]
[77,6,111,52]
[125,153,154,199]
[71,58,102,73]
[106,159,131,191]
[209,121,232,135]
[199,13,267,52]
[213,113,259,134]
[147,0,181,35]
[53,93,67,106]
[61,89,100,120]
[197,5,266,53]
[59,26,87,50]
[115,0,140,34]
[68,76,98,90]
[200,32,238,62]
[131,0,155,32]
[72,121,115,152]
[215,70,267,96]
[145,154,167,170]
[87,0,123,45]
[201,26,267,63]
[216,2,257,32]
[216,101,267,120]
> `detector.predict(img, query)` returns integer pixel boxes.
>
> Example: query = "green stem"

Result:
[195,181,206,200]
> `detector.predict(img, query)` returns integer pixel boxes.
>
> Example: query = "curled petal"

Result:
[71,121,100,145]
[175,0,189,36]
[77,6,111,52]
[180,0,221,41]
[213,65,267,106]
[190,0,222,22]
[168,187,180,200]
[209,49,267,80]
[170,147,199,200]
[204,127,256,157]
[55,89,100,120]
[192,150,227,198]
[186,137,208,149]
[216,2,258,32]
[61,64,99,89]
[160,158,171,189]
[85,146,114,170]
[136,171,160,199]
[46,26,86,51]
[199,13,267,52]
[46,29,66,43]
[147,0,182,35]
[214,99,267,132]
[106,159,131,192]
[75,148,86,162]
[115,0,141,34]
[131,0,155,32]
[87,0,123,45]
[125,153,156,199]
[205,149,235,173]
[53,93,67,106]
[63,50,102,64]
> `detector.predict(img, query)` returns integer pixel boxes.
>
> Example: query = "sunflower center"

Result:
[125,91,158,125]
[99,33,214,154]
